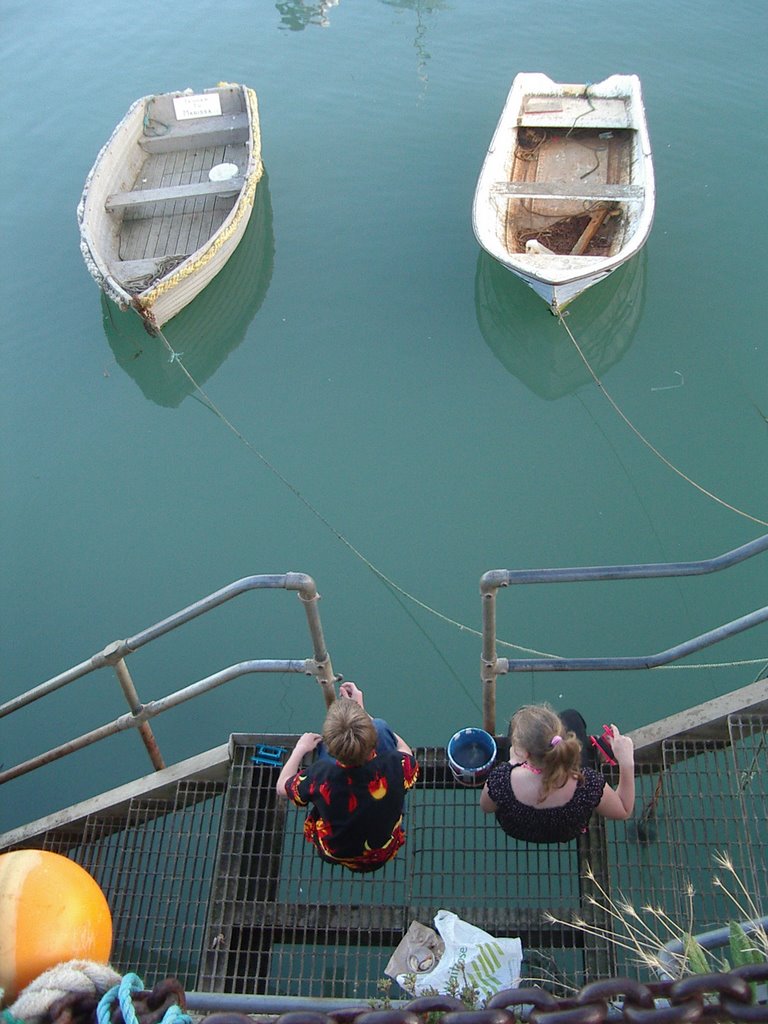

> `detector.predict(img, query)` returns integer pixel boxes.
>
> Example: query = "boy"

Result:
[276,681,419,872]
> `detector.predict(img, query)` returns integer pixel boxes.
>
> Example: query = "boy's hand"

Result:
[296,732,322,756]
[339,681,364,706]
[276,732,322,799]
[610,725,634,767]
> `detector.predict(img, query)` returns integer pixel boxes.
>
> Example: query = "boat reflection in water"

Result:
[103,171,274,408]
[276,0,339,30]
[474,248,646,401]
[381,0,448,85]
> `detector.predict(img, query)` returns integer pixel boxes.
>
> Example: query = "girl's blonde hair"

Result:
[323,699,378,766]
[509,703,583,800]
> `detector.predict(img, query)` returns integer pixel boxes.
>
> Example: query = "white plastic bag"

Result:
[394,910,522,1005]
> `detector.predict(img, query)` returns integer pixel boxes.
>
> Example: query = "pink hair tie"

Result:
[550,735,563,746]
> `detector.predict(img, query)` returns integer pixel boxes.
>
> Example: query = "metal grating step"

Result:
[197,737,609,997]
[5,713,765,999]
[34,781,226,987]
[660,714,766,933]
[594,711,767,979]
[729,712,767,904]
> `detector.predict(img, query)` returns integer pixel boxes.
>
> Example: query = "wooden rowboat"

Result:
[472,73,654,313]
[78,83,263,333]
[103,171,275,409]
[102,172,276,407]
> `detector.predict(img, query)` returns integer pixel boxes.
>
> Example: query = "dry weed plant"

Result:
[544,851,767,979]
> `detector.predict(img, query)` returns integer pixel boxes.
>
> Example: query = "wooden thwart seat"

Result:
[518,95,631,130]
[139,112,250,153]
[106,178,245,212]
[492,181,643,202]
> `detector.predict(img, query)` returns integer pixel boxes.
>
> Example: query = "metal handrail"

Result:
[0,572,337,786]
[480,534,768,733]
[657,915,768,980]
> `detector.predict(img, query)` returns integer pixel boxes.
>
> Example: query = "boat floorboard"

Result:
[119,141,248,262]
[505,128,632,256]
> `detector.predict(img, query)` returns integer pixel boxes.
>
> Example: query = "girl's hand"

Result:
[610,724,634,766]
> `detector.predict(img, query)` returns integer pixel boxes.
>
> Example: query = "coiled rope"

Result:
[7,961,121,1024]
[96,975,189,1024]
[3,965,189,1024]
[132,314,767,675]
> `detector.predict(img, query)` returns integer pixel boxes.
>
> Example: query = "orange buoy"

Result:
[0,850,113,1001]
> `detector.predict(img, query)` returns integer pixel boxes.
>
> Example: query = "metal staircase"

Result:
[2,696,765,1004]
[1,536,766,1006]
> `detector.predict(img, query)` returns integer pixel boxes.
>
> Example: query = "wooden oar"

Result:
[571,204,612,255]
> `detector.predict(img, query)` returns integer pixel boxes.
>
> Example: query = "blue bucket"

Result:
[447,728,497,786]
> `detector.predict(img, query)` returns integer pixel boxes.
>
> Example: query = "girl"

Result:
[479,704,634,843]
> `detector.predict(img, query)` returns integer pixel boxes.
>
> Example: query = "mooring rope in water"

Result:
[556,311,768,529]
[150,322,556,659]
[132,315,767,674]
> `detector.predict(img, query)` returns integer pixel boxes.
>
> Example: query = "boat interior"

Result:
[490,92,639,259]
[107,87,251,292]
[504,126,634,257]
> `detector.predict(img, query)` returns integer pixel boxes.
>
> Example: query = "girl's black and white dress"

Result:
[486,763,605,843]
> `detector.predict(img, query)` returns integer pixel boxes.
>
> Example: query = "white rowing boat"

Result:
[78,83,263,333]
[472,73,654,313]
[103,172,275,409]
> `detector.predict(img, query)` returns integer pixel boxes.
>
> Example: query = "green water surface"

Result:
[1,0,766,832]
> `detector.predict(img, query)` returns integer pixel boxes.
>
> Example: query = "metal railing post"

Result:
[1,572,339,787]
[289,573,337,709]
[480,575,503,735]
[113,657,165,771]
[0,660,314,786]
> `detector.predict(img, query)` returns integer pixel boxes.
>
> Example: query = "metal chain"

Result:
[193,967,768,1024]
[36,968,768,1024]
[46,979,188,1024]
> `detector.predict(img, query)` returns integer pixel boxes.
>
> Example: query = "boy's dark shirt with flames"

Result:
[285,750,419,871]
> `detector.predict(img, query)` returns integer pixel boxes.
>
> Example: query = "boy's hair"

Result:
[323,699,378,766]
[509,703,583,800]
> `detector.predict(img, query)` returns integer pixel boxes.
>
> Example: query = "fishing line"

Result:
[148,319,556,662]
[377,575,482,712]
[557,311,768,529]
[572,389,692,619]
[635,770,664,844]
[738,735,764,792]
[117,312,767,676]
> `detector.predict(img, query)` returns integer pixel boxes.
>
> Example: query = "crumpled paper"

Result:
[384,919,446,979]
